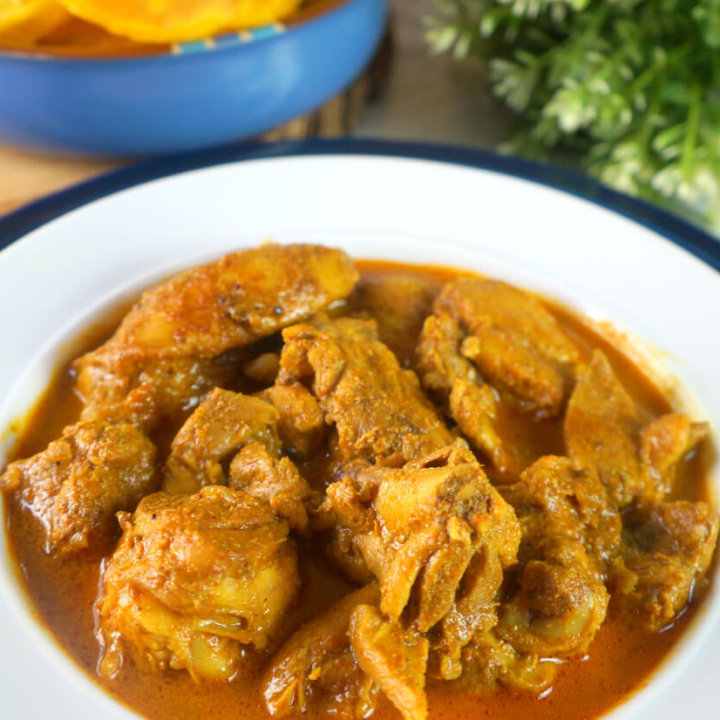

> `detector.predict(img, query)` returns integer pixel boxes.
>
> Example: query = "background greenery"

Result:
[428,0,720,230]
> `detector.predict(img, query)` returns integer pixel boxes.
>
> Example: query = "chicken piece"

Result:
[76,352,239,431]
[448,379,516,479]
[264,584,428,720]
[263,585,381,719]
[162,388,315,529]
[324,525,379,586]
[230,442,316,531]
[0,420,156,555]
[435,278,579,366]
[613,500,718,631]
[564,351,642,505]
[564,350,708,506]
[502,455,622,570]
[318,444,521,672]
[163,388,281,495]
[416,313,528,481]
[96,486,299,681]
[429,544,506,680]
[434,278,579,418]
[75,244,358,429]
[260,382,326,458]
[350,274,437,367]
[454,630,557,693]
[460,330,564,419]
[95,245,357,358]
[640,413,709,487]
[350,604,429,720]
[277,317,454,468]
[497,456,615,657]
[417,314,479,398]
[243,352,280,384]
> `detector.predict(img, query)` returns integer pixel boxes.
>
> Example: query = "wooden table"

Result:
[0,145,120,216]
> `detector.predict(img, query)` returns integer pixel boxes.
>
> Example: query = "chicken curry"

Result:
[2,243,717,720]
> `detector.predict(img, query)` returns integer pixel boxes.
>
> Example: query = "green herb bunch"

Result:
[428,0,720,228]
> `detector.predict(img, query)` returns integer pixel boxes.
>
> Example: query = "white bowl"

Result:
[0,140,718,720]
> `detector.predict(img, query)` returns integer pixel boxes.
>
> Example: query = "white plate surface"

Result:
[0,151,719,720]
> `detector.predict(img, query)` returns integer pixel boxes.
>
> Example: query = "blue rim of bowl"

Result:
[171,22,286,56]
[0,0,356,61]
[0,137,719,273]
[170,0,354,56]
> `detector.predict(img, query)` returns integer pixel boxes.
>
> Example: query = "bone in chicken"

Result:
[259,382,326,459]
[316,444,521,675]
[613,499,718,631]
[564,350,708,507]
[163,388,314,529]
[75,244,359,430]
[96,486,299,681]
[433,278,579,418]
[497,456,617,657]
[277,316,455,469]
[162,388,281,493]
[263,586,383,720]
[453,629,558,694]
[416,300,573,480]
[0,420,156,554]
[263,584,430,720]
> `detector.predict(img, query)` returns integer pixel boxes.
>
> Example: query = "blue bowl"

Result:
[0,0,386,155]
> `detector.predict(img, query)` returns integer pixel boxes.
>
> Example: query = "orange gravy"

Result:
[2,260,713,720]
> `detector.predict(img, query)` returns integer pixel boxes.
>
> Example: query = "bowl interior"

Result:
[0,152,718,720]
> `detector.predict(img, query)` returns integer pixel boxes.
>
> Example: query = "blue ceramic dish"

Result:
[0,0,386,155]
